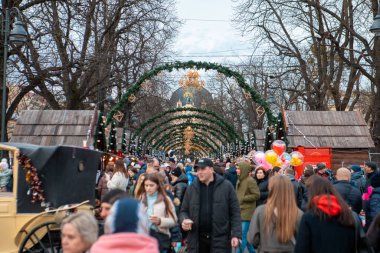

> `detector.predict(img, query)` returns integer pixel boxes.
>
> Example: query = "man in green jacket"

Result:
[236,162,260,253]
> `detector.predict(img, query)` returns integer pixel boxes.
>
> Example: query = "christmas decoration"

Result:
[134,107,238,141]
[108,120,117,154]
[264,126,274,151]
[94,112,106,151]
[18,153,45,203]
[275,112,289,146]
[251,130,258,151]
[105,61,276,127]
[245,133,250,155]
[121,127,128,154]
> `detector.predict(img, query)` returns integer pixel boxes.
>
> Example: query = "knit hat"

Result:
[351,165,362,173]
[371,173,380,188]
[171,167,182,177]
[104,198,149,235]
[316,163,326,171]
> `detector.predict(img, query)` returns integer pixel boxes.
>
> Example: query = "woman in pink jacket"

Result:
[91,198,159,253]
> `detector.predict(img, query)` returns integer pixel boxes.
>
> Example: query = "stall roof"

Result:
[284,110,374,148]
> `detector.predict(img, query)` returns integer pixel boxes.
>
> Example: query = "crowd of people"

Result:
[58,155,380,253]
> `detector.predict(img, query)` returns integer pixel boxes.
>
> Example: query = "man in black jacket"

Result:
[180,158,241,253]
[333,167,362,214]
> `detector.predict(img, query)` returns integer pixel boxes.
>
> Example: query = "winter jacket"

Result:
[287,174,303,208]
[255,178,269,206]
[141,193,177,237]
[298,177,309,211]
[91,233,159,253]
[107,172,129,191]
[225,166,238,189]
[172,173,188,205]
[365,187,380,231]
[97,172,113,200]
[236,163,260,221]
[294,195,356,253]
[333,180,362,214]
[367,212,380,252]
[248,205,303,253]
[351,171,366,194]
[179,174,242,253]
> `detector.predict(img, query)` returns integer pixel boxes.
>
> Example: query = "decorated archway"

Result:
[106,61,276,126]
[106,61,276,157]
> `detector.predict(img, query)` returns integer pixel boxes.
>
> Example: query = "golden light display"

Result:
[183,126,195,155]
[179,68,205,91]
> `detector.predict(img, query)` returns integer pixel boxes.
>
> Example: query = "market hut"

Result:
[284,110,374,170]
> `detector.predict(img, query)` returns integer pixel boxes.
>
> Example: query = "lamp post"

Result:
[1,7,27,144]
[370,4,380,148]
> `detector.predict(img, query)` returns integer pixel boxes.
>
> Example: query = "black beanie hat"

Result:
[171,167,182,177]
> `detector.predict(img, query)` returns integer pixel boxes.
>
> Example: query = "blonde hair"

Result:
[264,175,299,243]
[61,212,98,247]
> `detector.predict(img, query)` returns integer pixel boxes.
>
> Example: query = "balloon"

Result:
[253,151,265,165]
[261,160,273,170]
[274,157,284,167]
[280,152,291,162]
[272,140,286,156]
[290,151,304,166]
[265,150,279,166]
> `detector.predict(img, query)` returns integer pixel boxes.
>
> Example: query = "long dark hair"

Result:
[306,175,355,226]
[137,173,176,220]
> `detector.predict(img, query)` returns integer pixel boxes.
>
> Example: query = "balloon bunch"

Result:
[253,140,304,170]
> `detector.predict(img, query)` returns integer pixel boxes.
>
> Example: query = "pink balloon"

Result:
[261,160,273,171]
[253,151,265,165]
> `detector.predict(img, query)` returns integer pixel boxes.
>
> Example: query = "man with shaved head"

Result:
[333,167,362,213]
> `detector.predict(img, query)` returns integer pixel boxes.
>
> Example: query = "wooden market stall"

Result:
[284,110,374,170]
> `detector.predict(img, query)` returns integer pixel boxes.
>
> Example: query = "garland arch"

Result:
[153,131,220,152]
[106,61,276,127]
[157,137,218,154]
[148,125,226,147]
[134,107,237,139]
[140,114,242,143]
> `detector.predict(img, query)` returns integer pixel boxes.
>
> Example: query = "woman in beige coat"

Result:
[137,173,177,253]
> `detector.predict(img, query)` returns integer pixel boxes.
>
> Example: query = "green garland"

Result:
[146,123,229,146]
[153,130,220,151]
[139,114,241,142]
[134,107,236,138]
[156,136,218,153]
[163,142,209,155]
[106,61,276,126]
[275,112,289,146]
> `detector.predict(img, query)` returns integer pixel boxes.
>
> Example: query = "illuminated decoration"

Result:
[183,126,195,155]
[128,94,136,103]
[179,68,205,91]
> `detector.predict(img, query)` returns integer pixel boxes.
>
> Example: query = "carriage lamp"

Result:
[1,7,28,145]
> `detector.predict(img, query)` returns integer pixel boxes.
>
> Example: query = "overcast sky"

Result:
[173,0,253,64]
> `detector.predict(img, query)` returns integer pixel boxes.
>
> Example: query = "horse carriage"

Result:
[0,143,102,253]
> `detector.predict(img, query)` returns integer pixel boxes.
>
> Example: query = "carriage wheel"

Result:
[18,221,61,253]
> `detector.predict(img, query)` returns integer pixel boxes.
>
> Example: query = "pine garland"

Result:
[105,61,276,127]
[121,127,127,153]
[107,120,117,153]
[94,112,106,151]
[275,112,289,146]
[139,114,242,142]
[264,126,274,151]
[251,130,258,150]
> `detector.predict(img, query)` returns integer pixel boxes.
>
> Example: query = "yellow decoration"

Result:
[179,68,205,91]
